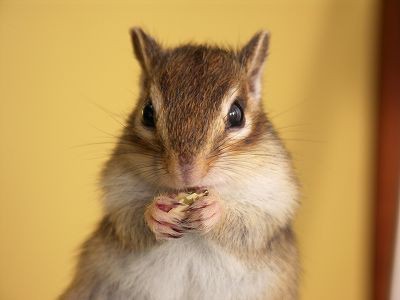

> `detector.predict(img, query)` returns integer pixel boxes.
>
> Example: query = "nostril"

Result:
[180,163,192,174]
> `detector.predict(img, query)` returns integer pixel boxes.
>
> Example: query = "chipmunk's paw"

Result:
[145,194,185,240]
[181,194,223,234]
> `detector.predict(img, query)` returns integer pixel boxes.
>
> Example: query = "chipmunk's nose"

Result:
[178,154,194,182]
[171,153,204,187]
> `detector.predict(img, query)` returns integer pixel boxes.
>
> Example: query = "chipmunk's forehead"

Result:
[152,46,242,155]
[156,46,241,109]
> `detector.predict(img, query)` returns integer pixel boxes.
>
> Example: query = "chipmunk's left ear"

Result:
[130,27,162,75]
[239,31,270,100]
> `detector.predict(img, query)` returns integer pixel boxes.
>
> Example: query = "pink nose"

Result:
[180,163,193,178]
[178,154,194,184]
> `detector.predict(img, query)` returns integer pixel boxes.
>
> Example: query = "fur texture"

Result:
[60,28,300,300]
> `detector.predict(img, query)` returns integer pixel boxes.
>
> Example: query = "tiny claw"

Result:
[187,204,209,212]
[181,225,195,231]
[171,226,184,233]
[167,233,183,239]
[188,217,203,223]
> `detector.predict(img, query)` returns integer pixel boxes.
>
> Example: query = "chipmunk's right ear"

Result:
[130,27,162,74]
[239,31,270,101]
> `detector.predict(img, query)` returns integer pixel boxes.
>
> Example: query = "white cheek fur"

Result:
[204,152,298,223]
[226,121,252,141]
[101,163,155,211]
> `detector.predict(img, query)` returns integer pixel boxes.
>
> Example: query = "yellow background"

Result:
[0,0,378,299]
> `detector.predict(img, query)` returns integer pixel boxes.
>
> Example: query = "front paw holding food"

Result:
[145,190,222,240]
[180,193,223,234]
[144,194,186,240]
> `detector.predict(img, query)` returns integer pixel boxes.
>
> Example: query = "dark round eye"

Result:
[142,102,155,127]
[227,102,244,128]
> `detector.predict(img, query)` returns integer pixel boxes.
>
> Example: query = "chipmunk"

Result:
[60,27,300,300]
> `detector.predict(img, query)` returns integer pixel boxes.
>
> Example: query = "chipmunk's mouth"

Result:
[174,186,207,194]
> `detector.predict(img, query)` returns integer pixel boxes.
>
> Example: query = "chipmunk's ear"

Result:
[239,31,270,100]
[130,27,162,74]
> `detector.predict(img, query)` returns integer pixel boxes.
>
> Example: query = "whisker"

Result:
[267,99,310,121]
[89,100,128,128]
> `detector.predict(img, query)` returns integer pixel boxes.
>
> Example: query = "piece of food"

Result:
[177,190,209,205]
[169,189,209,215]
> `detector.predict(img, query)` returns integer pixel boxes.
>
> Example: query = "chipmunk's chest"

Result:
[112,236,269,300]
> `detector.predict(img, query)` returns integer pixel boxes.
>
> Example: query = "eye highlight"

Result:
[227,102,244,128]
[142,102,155,128]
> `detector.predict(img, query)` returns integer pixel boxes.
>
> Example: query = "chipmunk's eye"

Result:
[142,102,155,128]
[227,102,244,128]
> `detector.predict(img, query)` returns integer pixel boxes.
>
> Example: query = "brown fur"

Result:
[60,28,300,300]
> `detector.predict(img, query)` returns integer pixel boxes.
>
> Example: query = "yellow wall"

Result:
[0,1,378,299]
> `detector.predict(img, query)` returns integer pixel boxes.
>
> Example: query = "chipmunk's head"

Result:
[107,28,279,191]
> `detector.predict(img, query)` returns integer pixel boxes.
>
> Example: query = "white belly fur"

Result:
[105,235,274,300]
